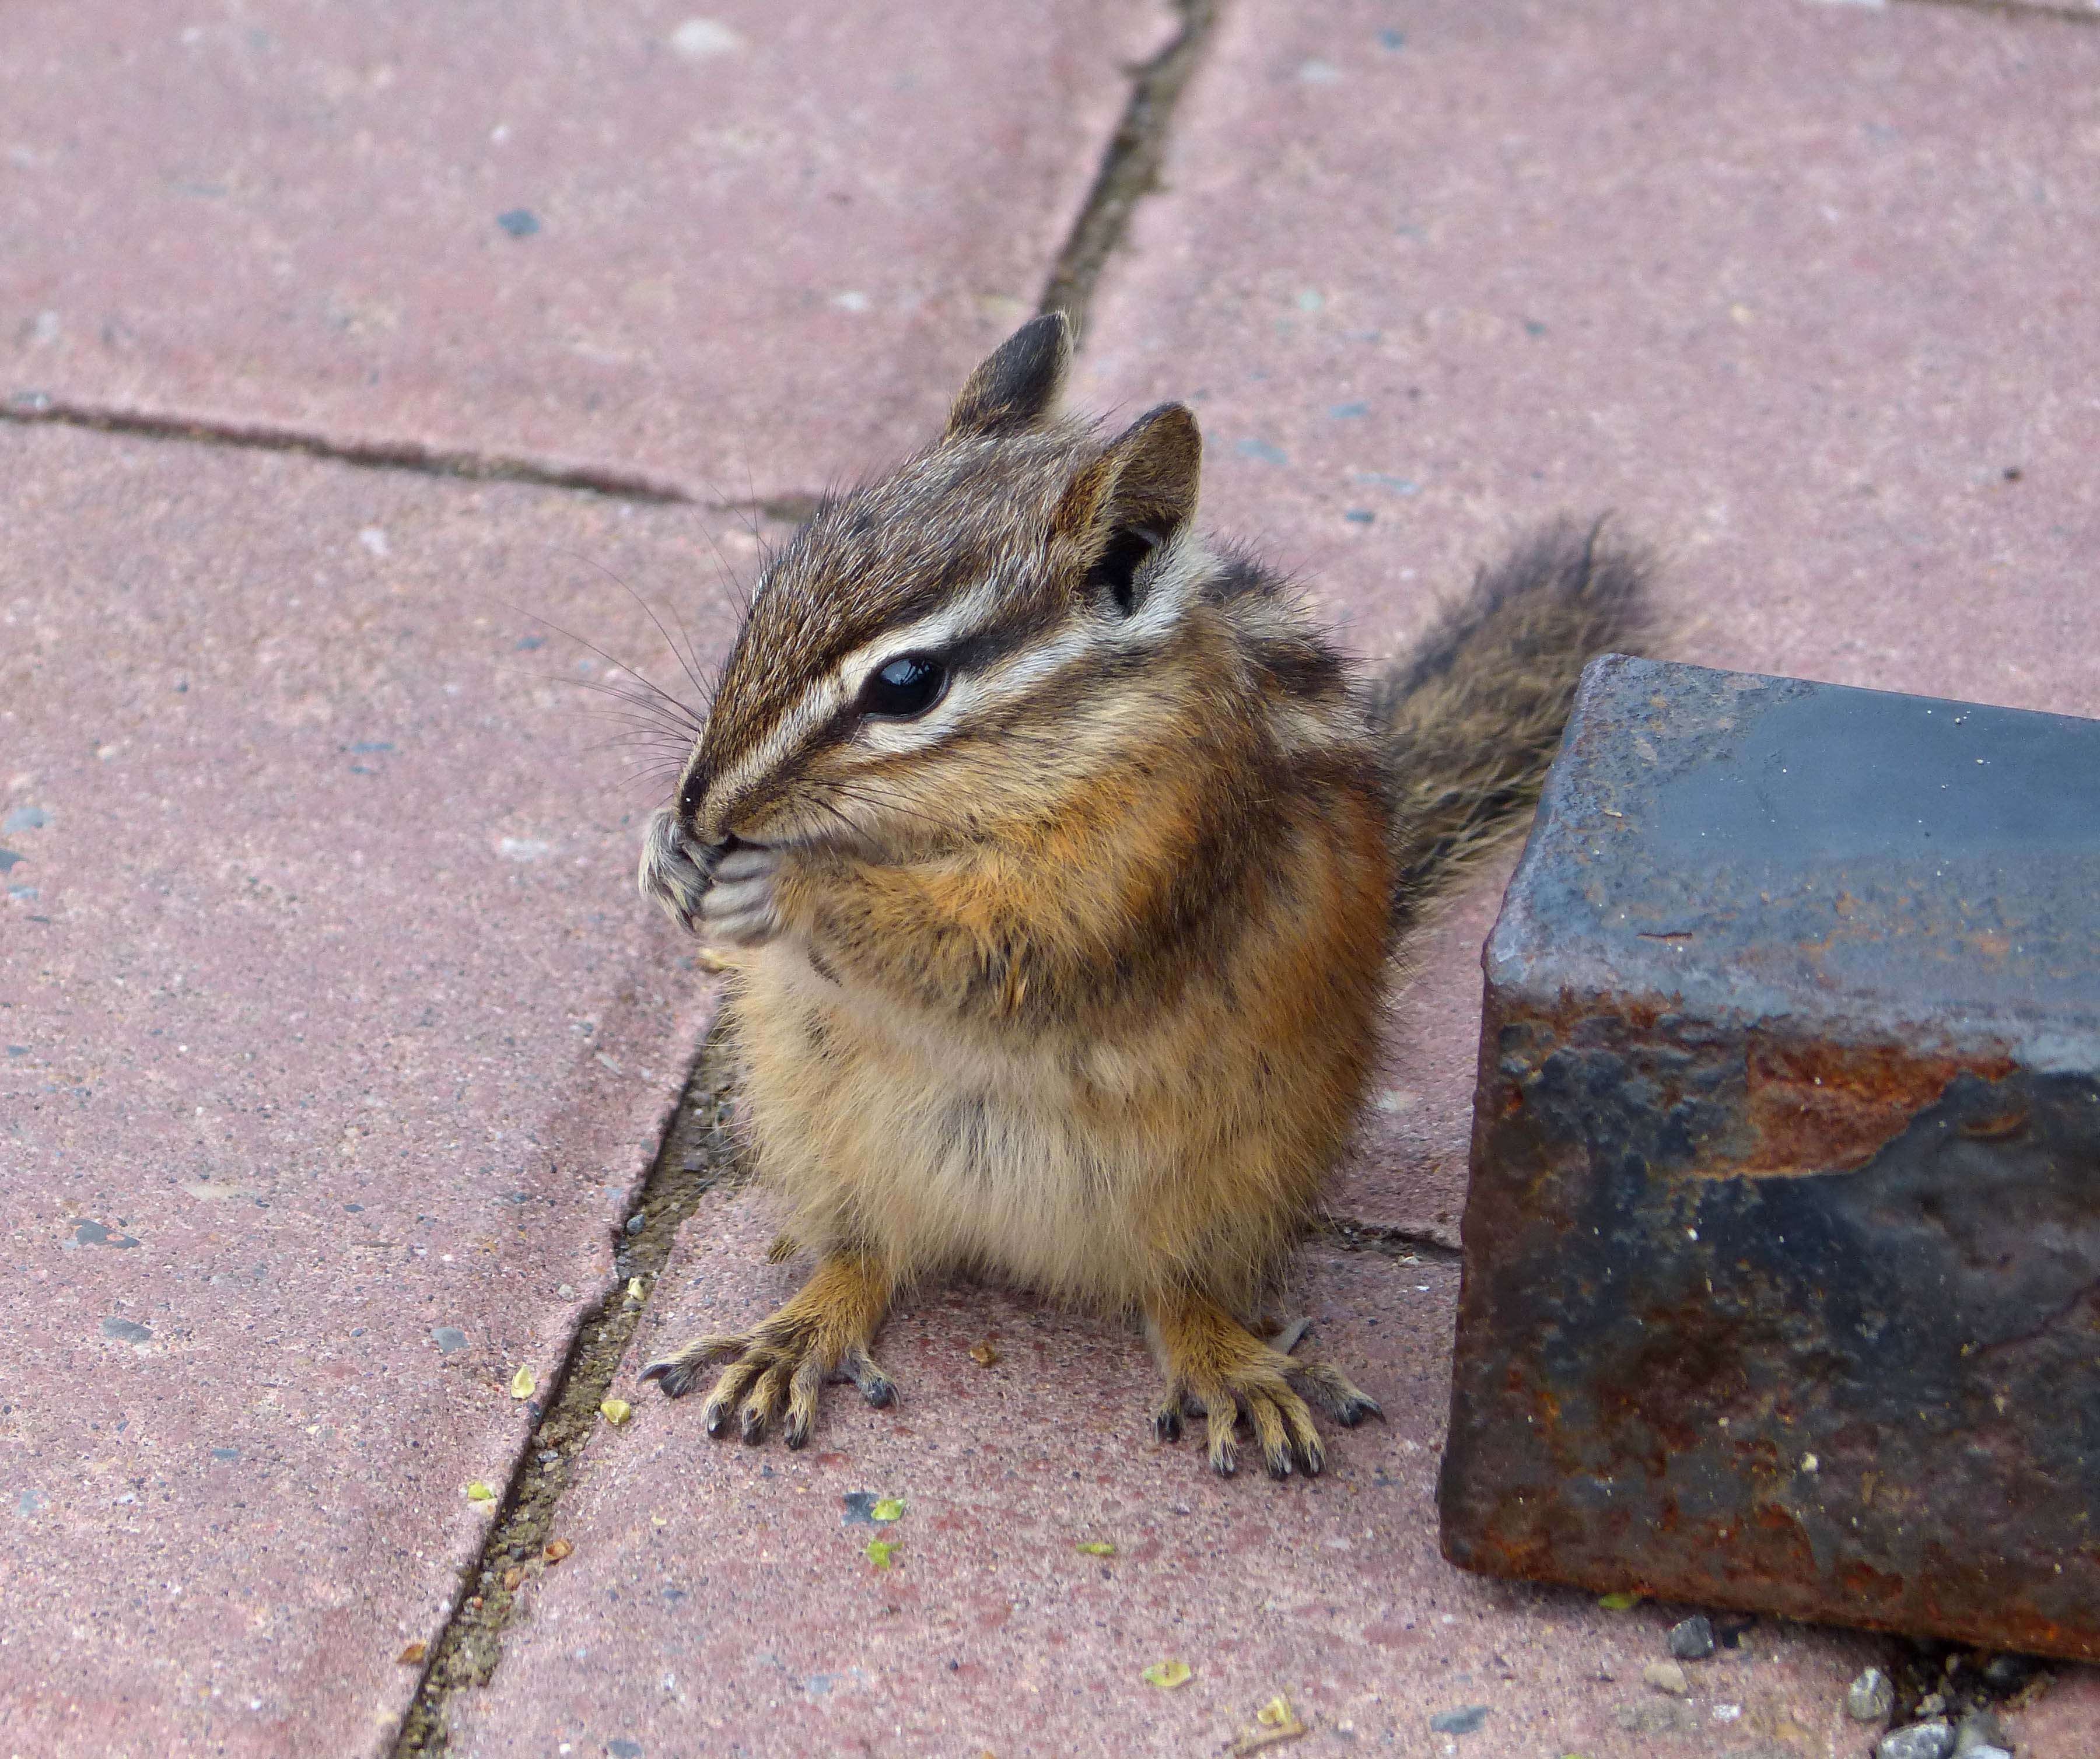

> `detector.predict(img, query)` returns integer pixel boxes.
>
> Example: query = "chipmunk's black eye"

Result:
[860,653,948,720]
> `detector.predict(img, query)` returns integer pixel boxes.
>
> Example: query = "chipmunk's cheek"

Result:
[638,806,711,935]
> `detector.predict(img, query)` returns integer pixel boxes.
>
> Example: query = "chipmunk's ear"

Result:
[945,311,1073,439]
[1052,402,1202,615]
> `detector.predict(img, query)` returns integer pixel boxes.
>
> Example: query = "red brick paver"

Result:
[2,1,1175,500]
[1,425,743,1753]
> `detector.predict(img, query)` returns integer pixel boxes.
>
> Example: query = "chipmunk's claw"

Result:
[1154,1375,1324,1477]
[837,1344,896,1409]
[642,1256,895,1452]
[1287,1359,1384,1428]
[1149,1294,1366,1482]
[638,1330,743,1401]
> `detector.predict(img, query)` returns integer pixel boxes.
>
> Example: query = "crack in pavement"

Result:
[1038,0,1222,337]
[1896,0,2100,24]
[1321,1217,1464,1264]
[391,1024,749,1757]
[1,393,697,503]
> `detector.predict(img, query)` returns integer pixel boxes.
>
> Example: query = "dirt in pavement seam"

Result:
[391,1022,749,1757]
[1038,0,1221,337]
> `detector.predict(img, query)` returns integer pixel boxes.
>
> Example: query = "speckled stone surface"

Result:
[1070,0,2100,1243]
[0,425,746,1753]
[0,0,1174,500]
[2005,1662,2100,1750]
[446,1185,1888,1758]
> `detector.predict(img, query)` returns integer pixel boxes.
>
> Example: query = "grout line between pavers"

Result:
[1894,0,2100,24]
[2,395,695,504]
[1322,1216,1463,1264]
[2,394,833,519]
[1037,0,1221,337]
[391,1021,750,1757]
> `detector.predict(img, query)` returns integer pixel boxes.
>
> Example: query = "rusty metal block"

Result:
[1438,655,2100,1661]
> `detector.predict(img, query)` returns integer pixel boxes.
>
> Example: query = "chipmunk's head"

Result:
[641,312,1213,930]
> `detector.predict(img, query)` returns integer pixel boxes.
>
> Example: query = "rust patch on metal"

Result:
[1733,1039,2019,1176]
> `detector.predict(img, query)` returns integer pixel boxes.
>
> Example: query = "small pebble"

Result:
[1667,1614,1716,1660]
[625,1212,646,1235]
[1642,1660,1689,1697]
[1427,1706,1487,1735]
[1954,1709,2010,1756]
[1960,1749,2011,1759]
[1847,1666,1895,1722]
[1876,1721,1955,1759]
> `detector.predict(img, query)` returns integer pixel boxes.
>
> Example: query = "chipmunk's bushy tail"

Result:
[1369,516,1654,930]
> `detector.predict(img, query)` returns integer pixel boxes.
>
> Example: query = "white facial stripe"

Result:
[1120,532,1205,642]
[839,539,1212,768]
[828,577,1007,697]
[709,675,849,811]
[709,579,1005,822]
[717,545,1209,817]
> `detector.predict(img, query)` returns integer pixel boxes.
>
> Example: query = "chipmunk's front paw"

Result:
[638,807,714,935]
[1146,1291,1382,1480]
[638,1253,894,1449]
[696,842,782,948]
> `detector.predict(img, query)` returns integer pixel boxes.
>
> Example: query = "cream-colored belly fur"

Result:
[738,942,1177,1306]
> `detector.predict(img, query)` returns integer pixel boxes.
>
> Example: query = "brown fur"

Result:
[637,314,1650,1477]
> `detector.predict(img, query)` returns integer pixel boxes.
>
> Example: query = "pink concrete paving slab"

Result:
[1072,0,2100,1242]
[0,0,1174,500]
[449,1183,1888,1758]
[2006,1663,2100,1750]
[0,423,760,1754]
[1343,848,1521,1248]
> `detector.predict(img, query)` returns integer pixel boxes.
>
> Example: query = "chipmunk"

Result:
[636,313,1649,1477]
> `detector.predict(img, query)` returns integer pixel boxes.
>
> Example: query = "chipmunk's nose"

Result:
[677,761,712,820]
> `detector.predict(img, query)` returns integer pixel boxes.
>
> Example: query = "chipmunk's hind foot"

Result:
[1147,1291,1378,1480]
[639,1253,894,1450]
[1262,1313,1382,1427]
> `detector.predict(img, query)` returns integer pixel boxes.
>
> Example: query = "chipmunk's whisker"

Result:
[690,503,757,621]
[611,756,688,796]
[582,723,698,755]
[556,674,706,736]
[543,547,721,717]
[501,594,710,732]
[822,784,975,841]
[589,732,698,761]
